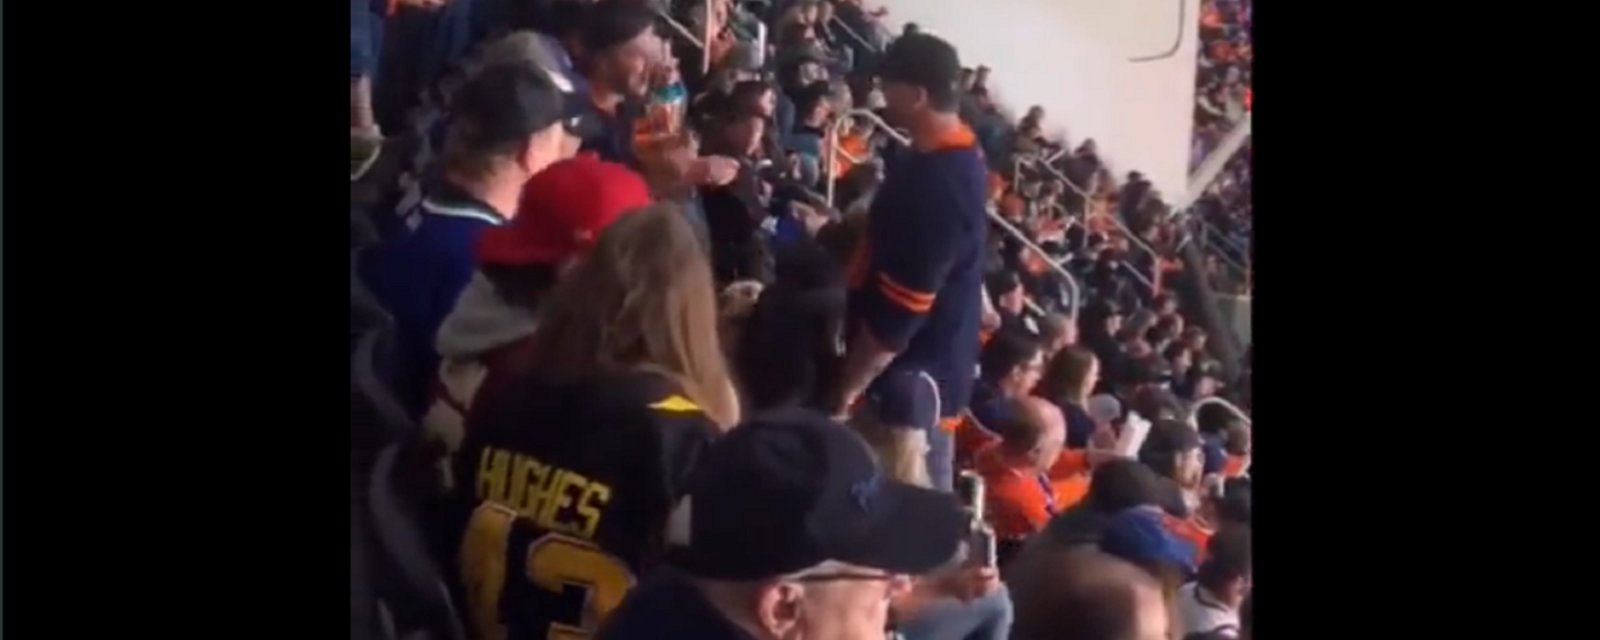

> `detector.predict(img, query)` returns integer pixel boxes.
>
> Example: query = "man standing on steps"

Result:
[825,32,988,493]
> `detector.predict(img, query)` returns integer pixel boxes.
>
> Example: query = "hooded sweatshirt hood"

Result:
[434,271,538,359]
[423,271,540,489]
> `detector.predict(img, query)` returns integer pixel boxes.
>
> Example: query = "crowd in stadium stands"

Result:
[352,1,1253,640]
[1190,0,1252,294]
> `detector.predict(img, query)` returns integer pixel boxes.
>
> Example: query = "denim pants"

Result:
[897,585,1014,640]
[926,424,955,493]
[350,0,384,78]
[420,0,477,90]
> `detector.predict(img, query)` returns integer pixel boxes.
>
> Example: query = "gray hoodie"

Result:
[423,272,538,478]
[434,271,538,360]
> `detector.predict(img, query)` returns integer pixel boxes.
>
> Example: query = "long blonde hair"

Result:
[851,412,932,488]
[527,204,739,428]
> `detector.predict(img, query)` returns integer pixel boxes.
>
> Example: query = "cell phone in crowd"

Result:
[954,471,997,567]
[970,523,997,568]
[956,470,985,522]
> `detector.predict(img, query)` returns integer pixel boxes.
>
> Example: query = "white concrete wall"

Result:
[875,0,1199,199]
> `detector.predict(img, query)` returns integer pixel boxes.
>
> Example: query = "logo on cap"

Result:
[849,474,882,511]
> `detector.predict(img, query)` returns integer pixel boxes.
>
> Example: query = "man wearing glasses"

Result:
[599,410,1002,640]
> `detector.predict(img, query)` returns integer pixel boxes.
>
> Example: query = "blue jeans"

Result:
[350,0,384,78]
[897,585,1014,640]
[926,425,954,493]
[420,0,477,90]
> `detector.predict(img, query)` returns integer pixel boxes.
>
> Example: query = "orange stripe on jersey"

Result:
[877,273,936,313]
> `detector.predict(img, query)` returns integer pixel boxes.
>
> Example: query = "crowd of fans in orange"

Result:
[1190,0,1252,294]
[351,1,1253,639]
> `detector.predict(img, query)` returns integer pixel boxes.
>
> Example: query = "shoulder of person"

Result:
[604,371,720,428]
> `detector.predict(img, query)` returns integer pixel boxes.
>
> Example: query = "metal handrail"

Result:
[825,109,906,205]
[830,15,878,53]
[1173,210,1248,276]
[1169,114,1252,283]
[654,9,704,50]
[1011,156,1154,294]
[1188,396,1252,427]
[1177,111,1251,213]
[1127,0,1186,63]
[824,108,1082,317]
[990,212,1081,318]
[701,0,714,74]
[1021,157,1162,286]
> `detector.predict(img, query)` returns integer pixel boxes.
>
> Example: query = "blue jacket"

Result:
[361,180,506,416]
[849,126,989,415]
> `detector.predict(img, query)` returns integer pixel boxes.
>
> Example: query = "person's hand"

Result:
[719,280,764,320]
[693,156,740,186]
[721,280,764,308]
[791,201,832,236]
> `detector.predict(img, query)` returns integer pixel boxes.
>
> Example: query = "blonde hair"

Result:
[527,204,739,428]
[851,412,932,488]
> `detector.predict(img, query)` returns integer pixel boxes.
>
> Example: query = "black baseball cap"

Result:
[581,0,656,54]
[451,62,594,150]
[1140,419,1202,458]
[668,409,966,580]
[866,369,940,431]
[878,32,961,101]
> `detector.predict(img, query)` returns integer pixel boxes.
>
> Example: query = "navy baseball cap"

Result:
[866,369,941,432]
[452,61,600,147]
[667,409,966,580]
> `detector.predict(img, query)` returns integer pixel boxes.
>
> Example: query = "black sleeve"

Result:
[655,414,718,500]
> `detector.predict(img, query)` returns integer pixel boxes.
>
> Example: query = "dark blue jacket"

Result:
[360,180,506,416]
[849,126,989,415]
[578,98,644,167]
